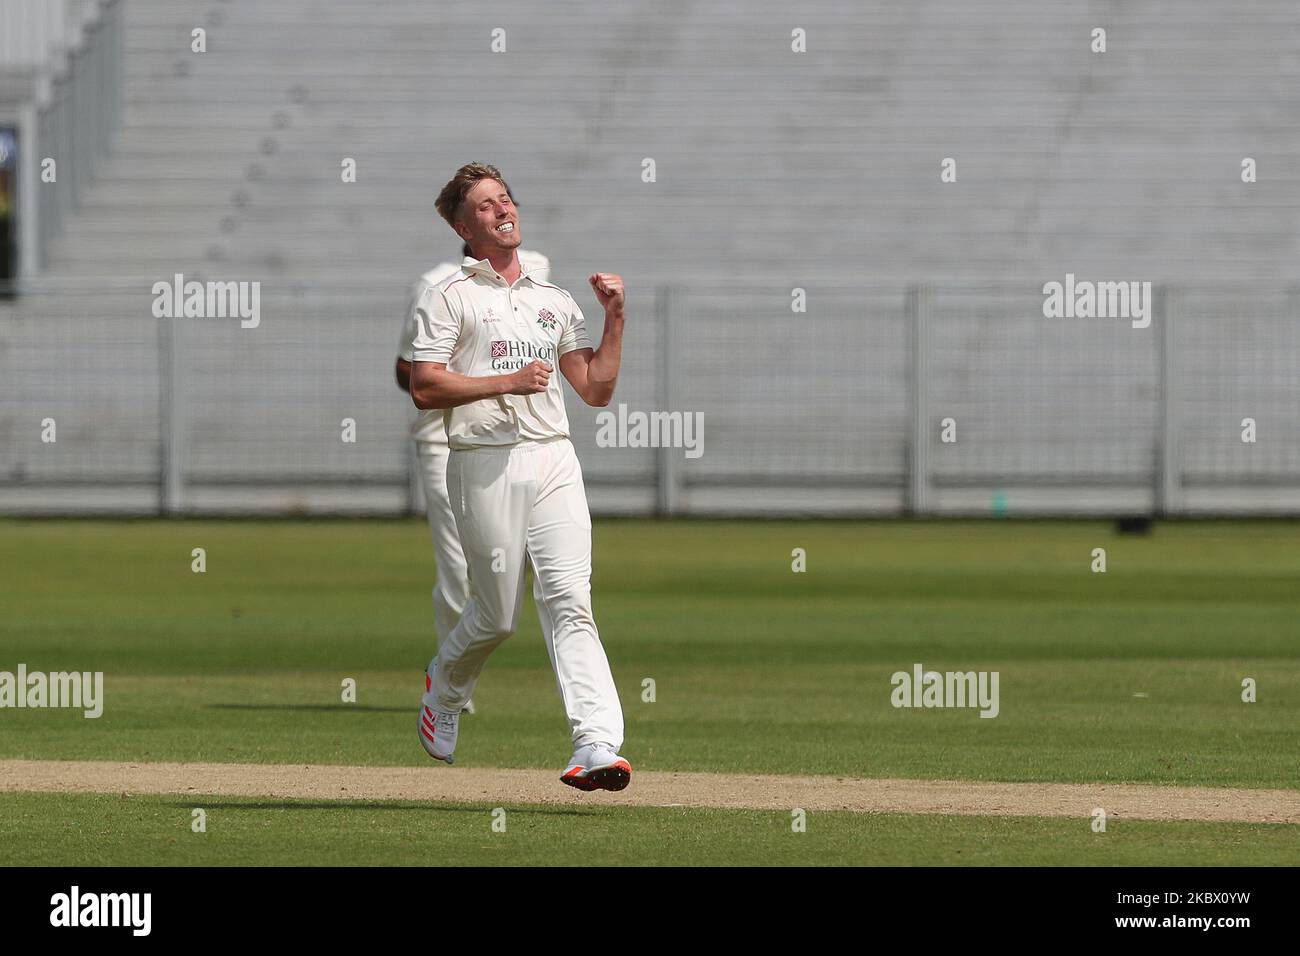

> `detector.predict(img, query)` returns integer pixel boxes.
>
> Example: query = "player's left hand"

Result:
[589,273,625,313]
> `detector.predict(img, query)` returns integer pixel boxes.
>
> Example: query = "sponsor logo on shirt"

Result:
[490,339,556,370]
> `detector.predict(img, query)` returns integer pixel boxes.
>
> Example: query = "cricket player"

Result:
[395,238,555,715]
[410,162,631,791]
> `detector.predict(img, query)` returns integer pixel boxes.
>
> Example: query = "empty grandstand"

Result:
[1,0,1297,515]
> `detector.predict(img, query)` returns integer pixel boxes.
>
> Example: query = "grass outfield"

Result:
[1,792,1298,867]
[1,518,1297,865]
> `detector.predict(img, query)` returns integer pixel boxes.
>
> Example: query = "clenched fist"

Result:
[589,273,625,313]
[507,360,552,395]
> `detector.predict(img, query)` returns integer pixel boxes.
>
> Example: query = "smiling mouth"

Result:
[495,222,515,235]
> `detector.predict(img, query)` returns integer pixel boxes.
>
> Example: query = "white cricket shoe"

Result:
[560,743,632,792]
[418,699,459,764]
[419,668,459,764]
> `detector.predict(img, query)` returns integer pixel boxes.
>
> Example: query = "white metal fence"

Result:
[1,279,1297,516]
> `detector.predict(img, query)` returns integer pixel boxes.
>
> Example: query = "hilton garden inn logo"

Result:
[595,403,704,459]
[151,273,261,328]
[50,886,151,936]
[1042,273,1152,329]
[0,664,103,718]
[890,663,1000,719]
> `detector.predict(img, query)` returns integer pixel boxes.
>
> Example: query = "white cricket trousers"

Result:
[414,437,552,649]
[430,436,624,751]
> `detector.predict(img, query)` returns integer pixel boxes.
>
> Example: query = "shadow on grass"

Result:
[163,800,599,816]
[207,704,408,714]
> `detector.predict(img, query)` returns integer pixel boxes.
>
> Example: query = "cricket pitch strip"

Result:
[1,760,1296,824]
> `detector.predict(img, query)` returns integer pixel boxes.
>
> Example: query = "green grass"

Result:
[0,519,1296,787]
[1,791,1296,866]
[1,518,1297,865]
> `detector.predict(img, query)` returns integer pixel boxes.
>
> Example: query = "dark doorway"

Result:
[0,127,15,296]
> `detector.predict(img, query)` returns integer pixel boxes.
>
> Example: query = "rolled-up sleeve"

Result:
[397,280,427,362]
[412,285,460,364]
[557,295,592,356]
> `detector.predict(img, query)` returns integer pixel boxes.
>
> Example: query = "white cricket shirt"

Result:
[410,254,591,449]
[400,251,550,443]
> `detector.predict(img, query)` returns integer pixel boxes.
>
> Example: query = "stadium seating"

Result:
[2,0,1297,514]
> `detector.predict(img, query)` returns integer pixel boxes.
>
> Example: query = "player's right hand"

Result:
[508,360,552,395]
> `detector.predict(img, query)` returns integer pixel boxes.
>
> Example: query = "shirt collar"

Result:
[461,255,534,283]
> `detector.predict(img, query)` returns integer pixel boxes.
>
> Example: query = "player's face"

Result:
[456,179,521,256]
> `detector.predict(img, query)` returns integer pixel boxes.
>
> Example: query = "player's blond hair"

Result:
[435,162,514,229]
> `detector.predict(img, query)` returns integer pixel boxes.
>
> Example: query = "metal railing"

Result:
[1,279,1297,517]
